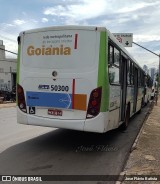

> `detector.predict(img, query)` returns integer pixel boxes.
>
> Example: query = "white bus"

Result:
[144,74,153,104]
[17,26,146,133]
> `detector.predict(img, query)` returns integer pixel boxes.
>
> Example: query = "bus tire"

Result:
[121,105,130,130]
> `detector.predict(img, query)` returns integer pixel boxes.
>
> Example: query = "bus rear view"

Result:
[17,26,108,133]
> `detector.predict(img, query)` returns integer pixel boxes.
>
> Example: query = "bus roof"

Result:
[19,25,106,35]
[20,25,143,72]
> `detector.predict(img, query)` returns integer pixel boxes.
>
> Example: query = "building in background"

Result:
[149,67,156,81]
[0,40,17,91]
[143,65,149,74]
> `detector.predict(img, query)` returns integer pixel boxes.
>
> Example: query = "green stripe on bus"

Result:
[97,31,109,112]
[16,45,20,104]
[105,32,109,111]
[16,45,20,84]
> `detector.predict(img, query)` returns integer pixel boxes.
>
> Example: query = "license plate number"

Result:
[48,109,63,116]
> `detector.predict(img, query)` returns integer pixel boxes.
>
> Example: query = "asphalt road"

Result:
[0,104,152,184]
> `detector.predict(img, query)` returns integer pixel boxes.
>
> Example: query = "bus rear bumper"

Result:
[17,108,85,131]
[17,108,108,133]
[84,112,108,133]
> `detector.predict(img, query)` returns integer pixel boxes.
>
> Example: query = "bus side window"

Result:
[130,62,134,85]
[108,45,120,84]
[108,45,114,82]
[141,72,145,87]
[109,45,114,65]
[138,69,141,87]
[127,60,131,85]
[114,48,120,67]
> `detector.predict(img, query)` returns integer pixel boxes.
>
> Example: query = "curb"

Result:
[116,102,154,184]
[0,103,16,109]
[130,102,154,153]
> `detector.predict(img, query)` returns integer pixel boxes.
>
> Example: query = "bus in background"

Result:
[144,74,153,104]
[150,80,159,100]
[17,26,146,133]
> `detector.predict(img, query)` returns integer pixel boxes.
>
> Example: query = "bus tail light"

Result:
[86,87,102,119]
[17,84,27,113]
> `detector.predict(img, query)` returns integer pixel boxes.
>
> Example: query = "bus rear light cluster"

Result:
[17,84,27,113]
[86,87,102,119]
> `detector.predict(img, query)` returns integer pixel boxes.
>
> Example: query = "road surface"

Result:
[0,105,151,184]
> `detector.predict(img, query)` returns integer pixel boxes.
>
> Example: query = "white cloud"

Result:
[4,23,15,27]
[134,35,160,42]
[44,5,65,16]
[31,19,39,23]
[13,19,26,25]
[42,18,49,23]
[117,2,153,13]
[44,0,107,21]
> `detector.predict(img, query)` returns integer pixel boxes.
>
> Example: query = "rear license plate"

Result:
[48,109,63,116]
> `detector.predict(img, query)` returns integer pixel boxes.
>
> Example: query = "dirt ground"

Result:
[0,102,16,108]
[121,99,160,184]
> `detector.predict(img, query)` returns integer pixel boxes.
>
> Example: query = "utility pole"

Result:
[132,42,160,77]
[132,41,160,97]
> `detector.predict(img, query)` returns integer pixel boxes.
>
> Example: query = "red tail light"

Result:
[86,87,102,119]
[17,84,27,113]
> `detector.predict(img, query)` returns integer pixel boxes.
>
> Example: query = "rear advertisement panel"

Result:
[22,30,97,70]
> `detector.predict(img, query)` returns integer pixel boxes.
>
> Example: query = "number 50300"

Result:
[51,85,69,92]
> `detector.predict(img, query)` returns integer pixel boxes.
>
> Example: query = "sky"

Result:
[0,0,160,69]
